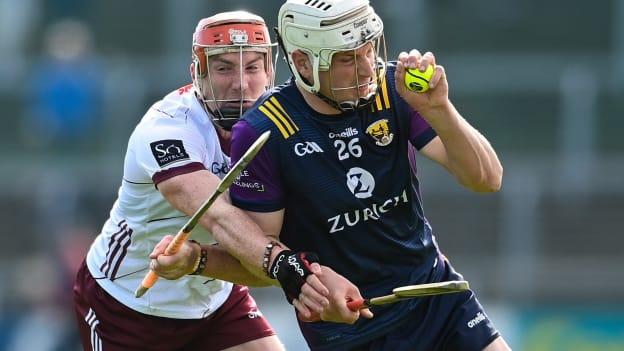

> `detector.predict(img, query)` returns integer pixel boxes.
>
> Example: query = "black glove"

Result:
[269,250,320,303]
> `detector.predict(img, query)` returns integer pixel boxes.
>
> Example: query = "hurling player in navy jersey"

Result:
[75,10,376,351]
[223,0,511,350]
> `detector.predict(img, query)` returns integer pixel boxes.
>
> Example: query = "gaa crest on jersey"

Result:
[150,139,190,167]
[294,141,324,156]
[366,119,393,146]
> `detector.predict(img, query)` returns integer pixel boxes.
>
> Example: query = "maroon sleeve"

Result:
[152,162,205,188]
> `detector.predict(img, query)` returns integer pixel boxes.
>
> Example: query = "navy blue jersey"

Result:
[230,63,444,349]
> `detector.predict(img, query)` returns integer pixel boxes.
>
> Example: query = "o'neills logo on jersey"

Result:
[327,189,408,234]
[467,312,487,328]
[366,119,393,146]
[328,127,359,139]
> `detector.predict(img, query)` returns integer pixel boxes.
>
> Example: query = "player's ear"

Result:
[292,50,313,82]
[190,63,195,80]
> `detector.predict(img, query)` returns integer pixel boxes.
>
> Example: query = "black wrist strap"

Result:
[269,250,320,302]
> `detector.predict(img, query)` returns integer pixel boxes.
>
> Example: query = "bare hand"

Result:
[395,49,449,114]
[290,262,330,320]
[294,266,373,324]
[149,235,199,279]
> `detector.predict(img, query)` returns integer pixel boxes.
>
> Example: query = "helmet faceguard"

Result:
[192,11,277,130]
[278,0,387,112]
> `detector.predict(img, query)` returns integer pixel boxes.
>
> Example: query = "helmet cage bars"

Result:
[278,0,387,112]
[191,12,277,129]
[321,34,387,112]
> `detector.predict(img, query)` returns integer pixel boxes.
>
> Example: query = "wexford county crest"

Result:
[366,119,393,146]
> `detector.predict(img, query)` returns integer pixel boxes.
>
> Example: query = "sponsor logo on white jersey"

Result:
[346,167,375,199]
[294,141,324,156]
[328,127,359,139]
[328,189,409,233]
[467,312,487,328]
[211,161,230,176]
[150,139,190,167]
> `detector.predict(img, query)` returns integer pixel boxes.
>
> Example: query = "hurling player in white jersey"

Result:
[73,11,368,351]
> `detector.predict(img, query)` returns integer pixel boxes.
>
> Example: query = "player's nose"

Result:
[356,57,375,79]
[231,72,250,92]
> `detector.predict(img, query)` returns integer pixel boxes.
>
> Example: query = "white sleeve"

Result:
[131,118,207,179]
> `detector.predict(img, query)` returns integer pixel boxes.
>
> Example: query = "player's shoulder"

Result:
[131,85,205,143]
[384,61,399,90]
[241,78,303,140]
[144,85,204,124]
[371,61,408,114]
[141,84,200,126]
[385,60,399,72]
[362,61,402,115]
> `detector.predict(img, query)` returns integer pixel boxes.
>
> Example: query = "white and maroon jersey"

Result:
[86,84,233,319]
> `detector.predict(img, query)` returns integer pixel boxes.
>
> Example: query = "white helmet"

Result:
[192,11,277,130]
[277,0,386,111]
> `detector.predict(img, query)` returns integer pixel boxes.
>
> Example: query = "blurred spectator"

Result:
[2,254,73,351]
[21,18,103,149]
[0,228,92,351]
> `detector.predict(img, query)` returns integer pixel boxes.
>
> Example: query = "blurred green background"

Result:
[0,0,622,350]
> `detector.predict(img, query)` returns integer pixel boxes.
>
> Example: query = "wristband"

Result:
[269,250,320,302]
[188,240,208,276]
[262,241,283,277]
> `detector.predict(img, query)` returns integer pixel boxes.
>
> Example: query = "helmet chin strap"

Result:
[313,84,378,113]
[298,56,381,113]
[214,108,245,130]
[299,75,376,113]
[195,91,244,131]
[313,91,376,113]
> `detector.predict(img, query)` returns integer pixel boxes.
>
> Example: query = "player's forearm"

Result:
[199,244,276,287]
[159,172,281,281]
[201,197,282,280]
[423,102,503,192]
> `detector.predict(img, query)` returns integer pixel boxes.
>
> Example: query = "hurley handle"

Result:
[134,230,191,298]
[347,298,369,311]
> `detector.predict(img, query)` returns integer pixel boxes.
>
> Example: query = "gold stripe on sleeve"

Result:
[380,78,391,109]
[269,97,299,132]
[374,93,383,111]
[259,105,290,138]
[264,100,296,135]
